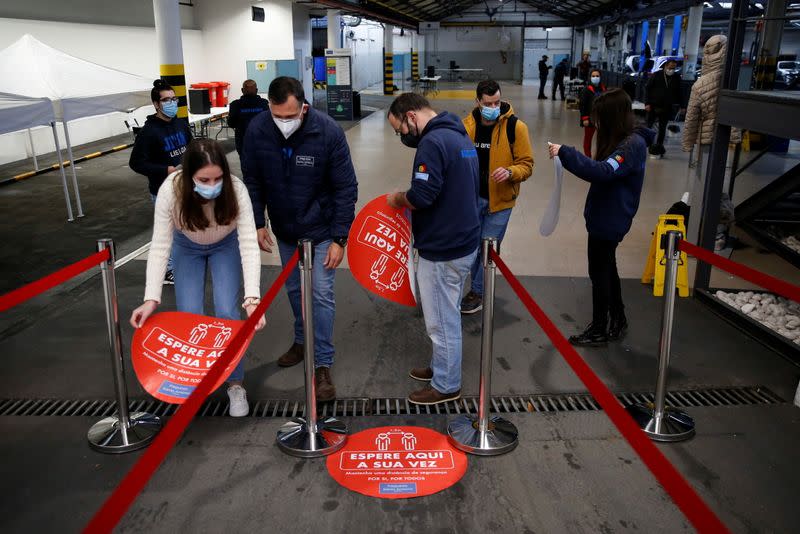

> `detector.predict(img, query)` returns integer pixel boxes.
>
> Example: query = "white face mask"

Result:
[274,117,302,139]
[591,76,601,85]
[272,105,306,139]
[665,68,676,76]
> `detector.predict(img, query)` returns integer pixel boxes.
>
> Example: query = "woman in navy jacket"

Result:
[549,88,655,346]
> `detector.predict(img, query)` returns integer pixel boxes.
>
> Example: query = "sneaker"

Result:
[315,366,336,402]
[608,315,628,341]
[409,366,433,381]
[460,291,483,315]
[277,342,304,367]
[408,385,461,405]
[568,323,609,347]
[227,385,249,417]
[163,269,175,285]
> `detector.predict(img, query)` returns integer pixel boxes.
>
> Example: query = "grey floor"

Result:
[1,81,799,533]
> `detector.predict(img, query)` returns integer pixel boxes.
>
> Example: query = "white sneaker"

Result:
[227,385,249,417]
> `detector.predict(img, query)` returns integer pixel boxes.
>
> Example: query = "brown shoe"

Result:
[408,385,460,405]
[315,366,336,402]
[277,342,304,367]
[409,366,433,381]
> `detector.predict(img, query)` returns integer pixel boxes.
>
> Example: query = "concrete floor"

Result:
[1,80,799,533]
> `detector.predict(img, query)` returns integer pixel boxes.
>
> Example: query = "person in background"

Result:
[129,79,193,285]
[577,52,592,82]
[645,59,683,157]
[385,93,480,405]
[129,139,264,417]
[579,69,606,157]
[547,89,655,346]
[682,35,742,250]
[552,58,569,101]
[227,79,269,156]
[460,80,534,314]
[538,55,552,100]
[242,77,358,403]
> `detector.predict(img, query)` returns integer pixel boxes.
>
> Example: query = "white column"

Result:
[327,9,341,49]
[583,28,592,57]
[384,24,394,95]
[683,4,703,80]
[153,0,187,116]
[597,25,606,62]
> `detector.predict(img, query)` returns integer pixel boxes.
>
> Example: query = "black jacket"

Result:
[227,94,269,154]
[241,107,358,244]
[579,83,606,127]
[538,60,551,78]
[405,112,480,262]
[558,127,656,242]
[129,114,193,195]
[554,61,568,80]
[645,69,682,111]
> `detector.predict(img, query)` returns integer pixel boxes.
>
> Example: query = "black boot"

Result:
[608,314,628,341]
[569,323,608,346]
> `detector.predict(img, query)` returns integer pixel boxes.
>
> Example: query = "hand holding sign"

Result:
[347,195,416,306]
[131,312,255,403]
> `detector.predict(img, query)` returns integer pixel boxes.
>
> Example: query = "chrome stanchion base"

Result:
[87,412,162,454]
[627,403,695,442]
[447,415,518,456]
[276,417,347,458]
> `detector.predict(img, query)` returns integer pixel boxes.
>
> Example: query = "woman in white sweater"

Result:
[129,139,263,417]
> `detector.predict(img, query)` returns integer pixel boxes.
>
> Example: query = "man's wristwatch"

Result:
[333,236,348,248]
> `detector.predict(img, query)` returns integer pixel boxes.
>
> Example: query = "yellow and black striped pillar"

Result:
[411,50,419,81]
[384,51,394,96]
[160,64,188,118]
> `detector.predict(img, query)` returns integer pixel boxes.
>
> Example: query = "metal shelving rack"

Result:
[693,0,800,365]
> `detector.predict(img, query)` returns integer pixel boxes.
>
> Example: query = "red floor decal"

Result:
[131,311,253,403]
[327,426,467,499]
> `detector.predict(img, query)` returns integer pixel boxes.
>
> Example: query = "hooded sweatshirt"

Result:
[682,35,741,150]
[129,114,193,195]
[558,126,656,242]
[405,111,480,262]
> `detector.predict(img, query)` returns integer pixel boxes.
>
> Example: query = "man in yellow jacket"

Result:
[461,80,534,313]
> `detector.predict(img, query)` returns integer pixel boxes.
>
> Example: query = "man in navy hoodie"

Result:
[386,93,480,405]
[242,77,357,402]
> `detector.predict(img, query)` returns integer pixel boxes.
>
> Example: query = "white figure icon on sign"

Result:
[376,433,390,451]
[370,255,406,293]
[213,327,232,348]
[401,432,417,450]
[189,324,208,344]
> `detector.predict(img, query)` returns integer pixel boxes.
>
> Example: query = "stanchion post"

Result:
[447,238,519,455]
[628,230,695,442]
[88,238,162,453]
[277,239,347,457]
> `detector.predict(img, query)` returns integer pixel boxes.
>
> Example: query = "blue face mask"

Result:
[193,180,223,200]
[161,100,178,118]
[480,105,501,122]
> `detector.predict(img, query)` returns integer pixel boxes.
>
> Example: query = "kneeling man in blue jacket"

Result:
[386,93,481,406]
[242,77,358,402]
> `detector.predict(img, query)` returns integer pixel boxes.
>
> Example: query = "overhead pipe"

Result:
[312,0,417,29]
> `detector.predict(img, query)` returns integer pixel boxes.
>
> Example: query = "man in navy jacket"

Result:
[242,77,358,402]
[386,93,480,405]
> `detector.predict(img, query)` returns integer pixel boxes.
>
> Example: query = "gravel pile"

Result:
[714,290,800,344]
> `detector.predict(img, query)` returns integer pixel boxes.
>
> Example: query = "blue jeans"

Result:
[171,230,245,382]
[417,248,478,394]
[151,194,174,272]
[470,197,512,296]
[278,239,336,368]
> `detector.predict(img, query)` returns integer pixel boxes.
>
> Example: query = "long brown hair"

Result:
[591,88,634,161]
[176,139,238,232]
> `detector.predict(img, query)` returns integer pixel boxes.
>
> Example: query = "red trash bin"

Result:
[206,82,220,107]
[212,81,230,106]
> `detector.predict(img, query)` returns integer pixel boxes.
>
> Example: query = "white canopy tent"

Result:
[0,34,154,220]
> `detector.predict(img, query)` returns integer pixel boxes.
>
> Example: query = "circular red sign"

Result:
[346,195,416,307]
[326,426,467,499]
[131,311,253,404]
